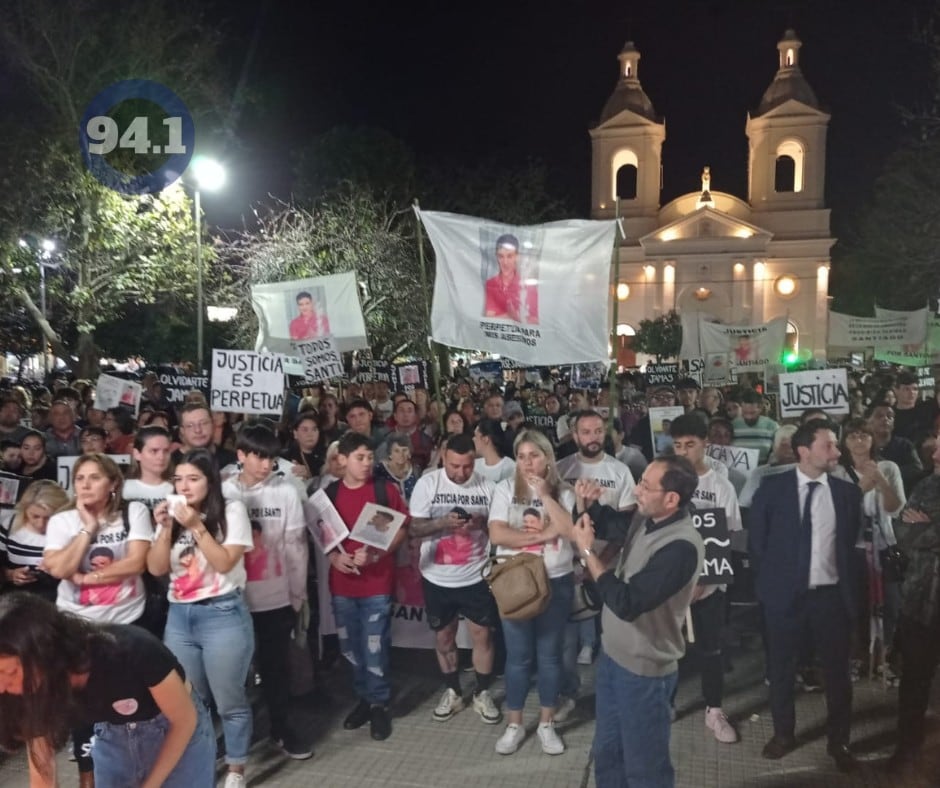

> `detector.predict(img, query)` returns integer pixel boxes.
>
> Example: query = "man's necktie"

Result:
[799,480,821,588]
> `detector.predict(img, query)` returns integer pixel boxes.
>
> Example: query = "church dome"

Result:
[754,30,819,116]
[599,41,660,123]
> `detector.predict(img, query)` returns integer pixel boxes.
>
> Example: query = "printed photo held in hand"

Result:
[349,502,406,552]
[306,488,350,554]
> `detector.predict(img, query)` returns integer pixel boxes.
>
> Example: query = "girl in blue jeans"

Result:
[0,593,215,788]
[148,449,255,788]
[488,430,576,756]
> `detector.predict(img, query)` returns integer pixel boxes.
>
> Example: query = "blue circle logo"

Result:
[79,79,195,195]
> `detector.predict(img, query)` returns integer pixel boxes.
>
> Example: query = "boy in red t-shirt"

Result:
[327,433,409,741]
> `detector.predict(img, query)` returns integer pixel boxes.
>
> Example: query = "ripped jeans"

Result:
[331,594,392,705]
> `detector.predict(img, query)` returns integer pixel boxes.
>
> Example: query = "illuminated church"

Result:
[591,30,832,368]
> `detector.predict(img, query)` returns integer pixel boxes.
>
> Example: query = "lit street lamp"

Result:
[190,156,226,372]
[17,236,58,376]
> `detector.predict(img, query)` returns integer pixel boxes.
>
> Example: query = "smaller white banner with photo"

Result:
[305,489,350,554]
[350,502,406,552]
[95,374,142,417]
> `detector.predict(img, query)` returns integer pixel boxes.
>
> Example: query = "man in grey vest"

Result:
[572,456,704,788]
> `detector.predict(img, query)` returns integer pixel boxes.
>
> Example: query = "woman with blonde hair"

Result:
[1,481,69,601]
[488,429,575,756]
[43,453,153,787]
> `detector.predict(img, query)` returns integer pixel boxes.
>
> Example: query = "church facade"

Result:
[591,31,833,368]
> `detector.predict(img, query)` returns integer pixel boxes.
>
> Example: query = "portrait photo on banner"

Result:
[306,489,350,554]
[479,226,544,326]
[287,285,329,341]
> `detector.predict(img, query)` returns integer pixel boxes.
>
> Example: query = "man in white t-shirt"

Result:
[555,409,637,716]
[670,413,743,744]
[408,433,501,725]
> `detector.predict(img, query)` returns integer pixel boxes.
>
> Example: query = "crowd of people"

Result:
[0,363,938,786]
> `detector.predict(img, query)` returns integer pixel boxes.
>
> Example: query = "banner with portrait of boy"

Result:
[250,272,369,356]
[697,316,788,379]
[417,209,617,365]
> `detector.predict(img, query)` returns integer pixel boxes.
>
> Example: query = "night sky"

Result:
[197,0,933,238]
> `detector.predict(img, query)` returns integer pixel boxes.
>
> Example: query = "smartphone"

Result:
[166,494,187,519]
[451,506,471,521]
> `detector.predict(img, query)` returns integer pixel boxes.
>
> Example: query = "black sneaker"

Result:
[370,705,391,741]
[343,699,372,730]
[274,734,314,761]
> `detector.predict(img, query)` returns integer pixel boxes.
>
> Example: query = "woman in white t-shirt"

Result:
[147,448,254,787]
[488,430,575,757]
[123,425,174,510]
[43,453,153,784]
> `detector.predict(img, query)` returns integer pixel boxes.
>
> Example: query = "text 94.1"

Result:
[85,116,186,156]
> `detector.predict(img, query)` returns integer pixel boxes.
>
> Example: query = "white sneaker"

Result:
[553,695,576,723]
[577,645,594,665]
[495,723,526,755]
[223,772,246,788]
[705,707,739,743]
[472,689,502,724]
[537,721,565,755]
[433,687,464,721]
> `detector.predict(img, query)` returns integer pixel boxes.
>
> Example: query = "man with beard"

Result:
[555,409,637,718]
[0,397,29,445]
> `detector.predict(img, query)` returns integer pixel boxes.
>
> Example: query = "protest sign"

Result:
[572,361,610,390]
[306,489,350,554]
[418,208,617,364]
[157,370,210,405]
[645,363,679,387]
[705,443,760,477]
[777,368,849,418]
[393,360,429,395]
[649,406,684,457]
[690,508,733,583]
[251,271,368,356]
[58,455,130,493]
[95,374,142,417]
[469,360,503,383]
[292,335,343,384]
[210,350,285,415]
[350,503,406,552]
[829,308,928,348]
[351,358,393,385]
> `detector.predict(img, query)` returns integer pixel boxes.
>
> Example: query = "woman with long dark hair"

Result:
[283,411,326,490]
[147,449,254,788]
[0,593,214,787]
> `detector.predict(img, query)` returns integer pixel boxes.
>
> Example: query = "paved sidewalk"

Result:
[1,612,938,787]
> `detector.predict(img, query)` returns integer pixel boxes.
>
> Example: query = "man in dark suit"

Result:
[750,419,862,772]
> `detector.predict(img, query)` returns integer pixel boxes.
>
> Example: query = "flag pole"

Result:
[607,198,622,430]
[413,200,444,423]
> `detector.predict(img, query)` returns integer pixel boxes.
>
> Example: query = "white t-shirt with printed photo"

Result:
[166,500,253,604]
[556,452,637,509]
[122,479,173,513]
[410,469,495,588]
[45,503,153,624]
[488,480,575,579]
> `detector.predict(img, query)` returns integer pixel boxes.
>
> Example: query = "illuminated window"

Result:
[611,149,639,201]
[774,140,804,193]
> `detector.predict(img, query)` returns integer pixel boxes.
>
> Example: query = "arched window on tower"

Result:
[774,139,804,193]
[611,149,639,201]
[785,48,795,66]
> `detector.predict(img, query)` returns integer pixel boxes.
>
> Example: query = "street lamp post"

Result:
[17,237,56,376]
[190,157,226,372]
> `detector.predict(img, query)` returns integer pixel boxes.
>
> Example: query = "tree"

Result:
[0,0,229,374]
[216,189,426,360]
[632,310,682,361]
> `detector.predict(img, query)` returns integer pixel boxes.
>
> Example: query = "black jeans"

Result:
[673,589,725,708]
[896,614,940,752]
[251,605,295,741]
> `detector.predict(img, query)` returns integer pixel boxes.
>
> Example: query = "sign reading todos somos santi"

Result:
[417,208,618,365]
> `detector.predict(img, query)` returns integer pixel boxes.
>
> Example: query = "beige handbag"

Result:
[482,551,552,621]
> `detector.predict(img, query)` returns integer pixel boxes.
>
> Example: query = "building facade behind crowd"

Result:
[2,362,940,780]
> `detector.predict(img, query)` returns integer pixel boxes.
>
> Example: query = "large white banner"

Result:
[250,272,368,356]
[872,308,940,364]
[698,316,788,377]
[418,209,617,364]
[829,308,928,349]
[778,368,850,418]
